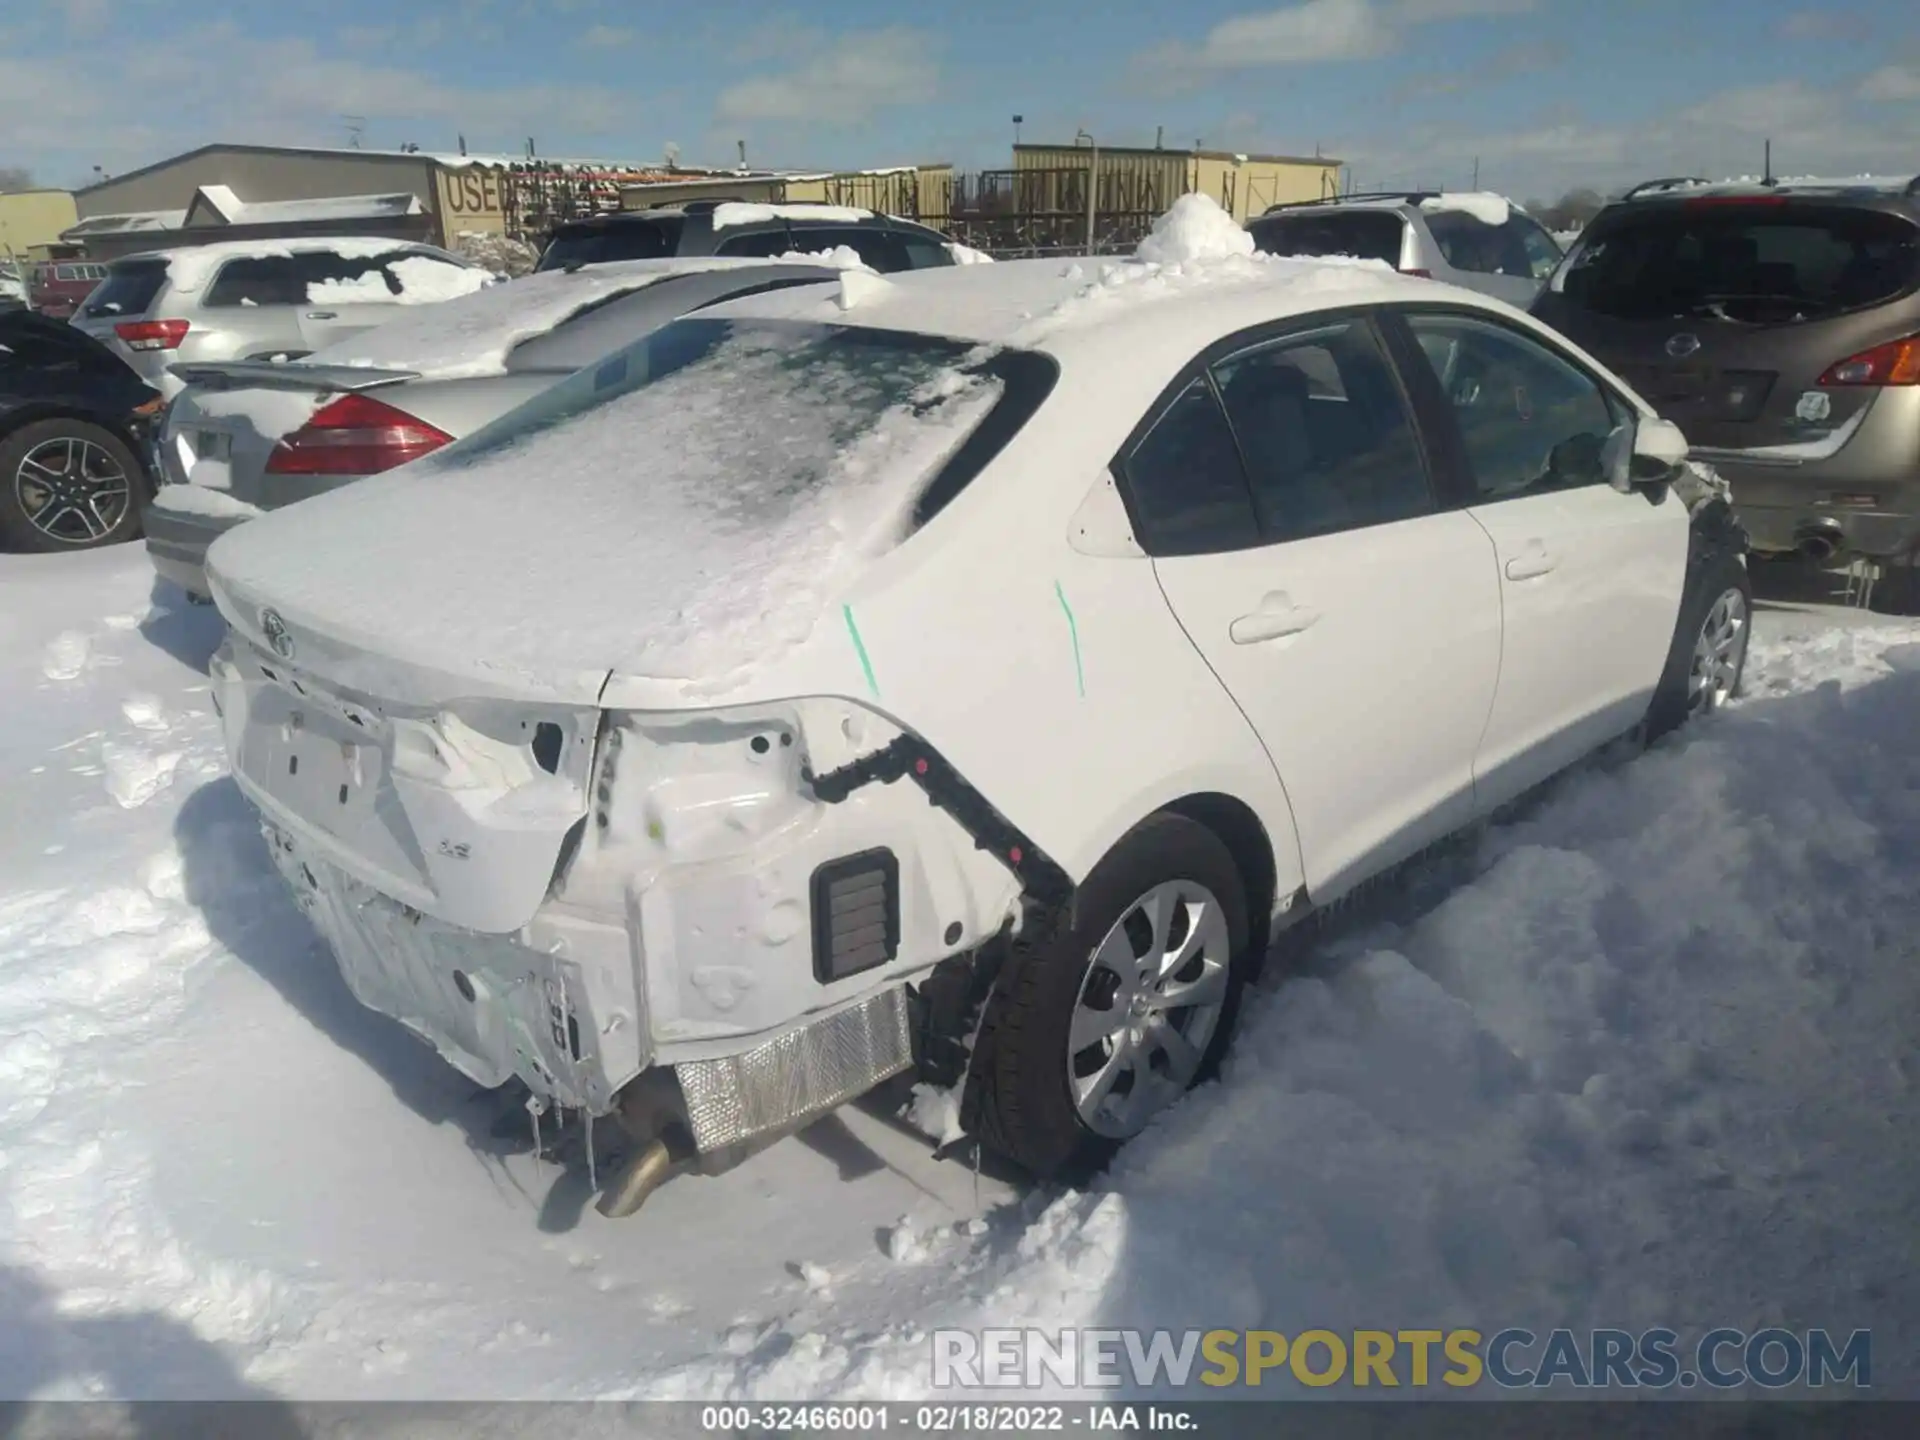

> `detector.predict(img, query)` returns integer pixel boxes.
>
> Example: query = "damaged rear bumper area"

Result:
[210,630,1055,1184]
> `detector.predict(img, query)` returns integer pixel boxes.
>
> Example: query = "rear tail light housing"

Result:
[265,392,453,476]
[115,319,190,351]
[1817,335,1920,387]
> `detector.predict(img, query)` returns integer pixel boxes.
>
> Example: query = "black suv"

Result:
[537,203,959,275]
[1532,176,1920,600]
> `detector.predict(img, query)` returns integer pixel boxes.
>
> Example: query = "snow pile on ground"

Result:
[1420,192,1513,226]
[307,256,493,308]
[1134,193,1256,266]
[449,231,541,279]
[5,545,1920,1406]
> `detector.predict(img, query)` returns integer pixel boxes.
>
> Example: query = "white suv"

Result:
[200,245,1750,1215]
[1250,191,1565,307]
[69,238,491,398]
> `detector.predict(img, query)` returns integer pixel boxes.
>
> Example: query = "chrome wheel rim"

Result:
[1068,879,1231,1139]
[14,435,131,545]
[1688,586,1748,715]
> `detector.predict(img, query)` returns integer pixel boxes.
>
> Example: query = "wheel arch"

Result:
[1155,791,1282,959]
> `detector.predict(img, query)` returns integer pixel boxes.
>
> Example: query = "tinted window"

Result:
[714,227,797,259]
[1558,204,1920,322]
[206,256,305,307]
[1423,210,1558,279]
[82,260,167,318]
[903,236,958,269]
[788,226,914,273]
[1249,211,1406,266]
[1121,378,1260,556]
[536,217,685,271]
[1212,319,1433,540]
[1406,313,1622,498]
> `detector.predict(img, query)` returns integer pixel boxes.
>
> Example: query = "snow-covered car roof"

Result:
[308,256,851,381]
[691,247,1438,367]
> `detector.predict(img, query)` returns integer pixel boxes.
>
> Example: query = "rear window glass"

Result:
[536,217,685,271]
[1558,205,1920,322]
[82,260,167,318]
[1424,210,1563,280]
[449,316,1057,532]
[1249,211,1405,266]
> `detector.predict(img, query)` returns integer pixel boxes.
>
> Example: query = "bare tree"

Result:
[0,165,36,193]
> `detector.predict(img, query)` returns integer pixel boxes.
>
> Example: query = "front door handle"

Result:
[1504,543,1557,581]
[305,310,338,321]
[1230,593,1320,645]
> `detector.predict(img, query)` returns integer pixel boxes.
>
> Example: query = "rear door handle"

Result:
[305,310,338,320]
[1504,543,1557,582]
[1230,594,1321,645]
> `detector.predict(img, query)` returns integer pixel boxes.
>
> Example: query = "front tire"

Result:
[1647,547,1752,739]
[967,813,1251,1182]
[0,418,145,552]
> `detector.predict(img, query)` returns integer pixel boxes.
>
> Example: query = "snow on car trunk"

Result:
[205,318,1005,701]
[5,547,1920,1401]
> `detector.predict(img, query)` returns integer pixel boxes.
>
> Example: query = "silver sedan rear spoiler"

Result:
[167,361,422,394]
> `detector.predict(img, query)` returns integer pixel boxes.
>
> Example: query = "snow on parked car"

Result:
[194,195,1753,1219]
[67,237,493,401]
[143,257,846,598]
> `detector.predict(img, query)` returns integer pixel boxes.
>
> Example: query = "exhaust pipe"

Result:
[1793,521,1845,564]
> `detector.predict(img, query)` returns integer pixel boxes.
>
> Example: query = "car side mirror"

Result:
[1605,415,1688,493]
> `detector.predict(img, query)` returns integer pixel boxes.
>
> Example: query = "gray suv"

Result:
[536,202,959,273]
[1532,176,1920,606]
[70,239,489,398]
[1249,191,1565,307]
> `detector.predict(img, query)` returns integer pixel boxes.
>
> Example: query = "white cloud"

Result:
[716,28,939,126]
[1861,63,1920,102]
[1139,0,1537,83]
[578,23,636,48]
[1388,0,1535,18]
[0,22,647,182]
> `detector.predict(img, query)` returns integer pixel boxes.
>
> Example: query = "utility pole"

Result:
[1075,128,1098,256]
[1012,114,1023,148]
[1471,155,1480,190]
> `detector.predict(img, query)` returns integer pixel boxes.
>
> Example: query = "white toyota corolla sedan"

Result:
[200,208,1751,1214]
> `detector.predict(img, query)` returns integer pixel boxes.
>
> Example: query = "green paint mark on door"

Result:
[1055,580,1085,698]
[843,603,881,699]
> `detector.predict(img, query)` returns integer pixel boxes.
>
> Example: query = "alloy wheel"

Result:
[1688,586,1749,715]
[14,435,132,546]
[1067,878,1232,1139]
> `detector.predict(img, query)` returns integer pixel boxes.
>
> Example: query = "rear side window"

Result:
[1211,319,1433,541]
[82,260,167,317]
[1249,211,1406,266]
[206,256,304,307]
[1423,211,1562,280]
[1559,205,1920,322]
[537,217,685,271]
[903,236,957,269]
[714,227,797,259]
[1121,378,1261,555]
[786,226,915,273]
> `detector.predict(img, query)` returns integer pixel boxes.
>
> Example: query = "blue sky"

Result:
[3,0,1917,200]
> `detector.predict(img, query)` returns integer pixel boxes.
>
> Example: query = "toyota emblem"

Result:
[260,609,295,660]
[1665,332,1702,359]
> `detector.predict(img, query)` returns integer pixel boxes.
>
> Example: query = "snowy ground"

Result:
[3,545,1919,1404]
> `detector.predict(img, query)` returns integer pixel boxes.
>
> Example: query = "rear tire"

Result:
[0,418,144,552]
[967,814,1251,1183]
[1646,548,1752,740]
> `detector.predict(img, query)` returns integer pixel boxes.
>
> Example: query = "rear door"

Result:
[294,250,470,351]
[1129,312,1503,897]
[1532,199,1920,452]
[1391,308,1689,806]
[1421,209,1562,306]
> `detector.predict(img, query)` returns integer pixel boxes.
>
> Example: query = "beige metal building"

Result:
[1012,143,1341,223]
[623,165,953,222]
[64,143,687,258]
[0,189,81,262]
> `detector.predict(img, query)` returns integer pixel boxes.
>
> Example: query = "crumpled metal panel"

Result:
[678,986,913,1154]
